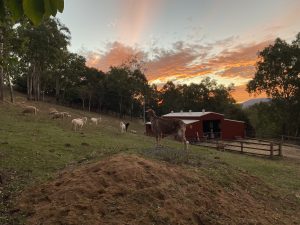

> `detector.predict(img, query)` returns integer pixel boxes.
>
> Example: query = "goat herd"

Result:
[21,105,133,134]
[21,105,188,151]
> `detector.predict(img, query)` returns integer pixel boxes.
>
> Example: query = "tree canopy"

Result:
[247,33,300,136]
[0,0,64,25]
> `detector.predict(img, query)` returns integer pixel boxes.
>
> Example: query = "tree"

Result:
[245,102,282,137]
[58,52,86,103]
[160,81,183,114]
[247,33,300,136]
[0,0,64,25]
[0,9,22,102]
[17,18,70,101]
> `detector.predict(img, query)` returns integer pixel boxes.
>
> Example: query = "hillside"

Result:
[0,97,300,225]
[241,98,271,108]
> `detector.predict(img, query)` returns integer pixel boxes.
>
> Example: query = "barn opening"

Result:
[203,120,221,139]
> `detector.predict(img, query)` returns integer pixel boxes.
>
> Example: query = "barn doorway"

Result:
[203,120,221,139]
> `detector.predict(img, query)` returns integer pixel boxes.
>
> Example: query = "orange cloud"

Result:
[85,42,145,71]
[84,38,273,102]
[232,85,267,103]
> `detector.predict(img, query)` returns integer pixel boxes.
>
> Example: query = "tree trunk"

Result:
[42,91,45,101]
[37,70,40,101]
[55,76,60,103]
[98,99,102,113]
[130,101,133,120]
[0,31,3,102]
[7,73,14,103]
[32,64,37,101]
[119,95,123,118]
[27,73,33,101]
[82,98,85,109]
[27,74,30,100]
[0,65,3,102]
[62,88,66,103]
[88,94,92,112]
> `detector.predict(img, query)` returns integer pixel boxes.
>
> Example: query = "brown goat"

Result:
[146,109,188,151]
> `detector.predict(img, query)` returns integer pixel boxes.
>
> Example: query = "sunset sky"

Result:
[57,0,300,102]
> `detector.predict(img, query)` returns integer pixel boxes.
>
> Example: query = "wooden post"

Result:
[241,141,244,153]
[270,142,274,157]
[279,142,283,157]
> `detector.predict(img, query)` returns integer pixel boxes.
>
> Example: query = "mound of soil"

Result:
[18,154,298,225]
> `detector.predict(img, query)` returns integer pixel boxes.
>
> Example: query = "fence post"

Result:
[270,142,274,157]
[241,141,244,153]
[279,142,283,157]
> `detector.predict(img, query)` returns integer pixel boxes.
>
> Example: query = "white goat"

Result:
[22,106,38,115]
[52,112,64,119]
[61,112,71,118]
[49,108,58,115]
[72,118,84,131]
[82,117,88,125]
[120,121,126,133]
[91,117,101,125]
[52,112,71,119]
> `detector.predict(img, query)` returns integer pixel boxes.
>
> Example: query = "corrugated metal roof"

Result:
[181,120,200,124]
[163,111,223,117]
[145,120,199,125]
[224,118,245,123]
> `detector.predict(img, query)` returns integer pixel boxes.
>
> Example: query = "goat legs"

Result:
[178,128,189,152]
[155,132,163,148]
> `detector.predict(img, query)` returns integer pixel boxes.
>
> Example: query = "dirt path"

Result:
[283,145,300,160]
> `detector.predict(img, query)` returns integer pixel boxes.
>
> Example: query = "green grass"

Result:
[0,99,300,224]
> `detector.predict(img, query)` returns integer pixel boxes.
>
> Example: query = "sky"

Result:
[57,0,300,102]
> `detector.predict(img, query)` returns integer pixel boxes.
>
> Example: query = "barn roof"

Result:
[182,120,200,124]
[163,111,223,117]
[145,120,199,125]
[224,118,245,123]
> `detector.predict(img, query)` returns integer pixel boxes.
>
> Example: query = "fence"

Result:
[280,135,300,146]
[193,138,282,157]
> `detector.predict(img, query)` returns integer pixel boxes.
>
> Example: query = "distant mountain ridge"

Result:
[241,98,271,108]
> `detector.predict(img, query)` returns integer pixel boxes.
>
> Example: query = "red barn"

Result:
[145,110,245,142]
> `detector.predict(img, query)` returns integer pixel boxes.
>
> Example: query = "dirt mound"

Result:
[18,154,297,225]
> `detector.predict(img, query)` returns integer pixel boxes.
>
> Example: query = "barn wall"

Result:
[149,113,245,141]
[185,122,202,141]
[162,113,225,141]
[222,120,245,139]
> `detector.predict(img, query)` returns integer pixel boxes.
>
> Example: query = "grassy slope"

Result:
[0,99,300,224]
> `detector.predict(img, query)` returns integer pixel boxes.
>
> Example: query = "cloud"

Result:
[85,42,145,71]
[84,37,273,101]
[147,39,272,85]
[209,40,272,66]
[231,84,267,103]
